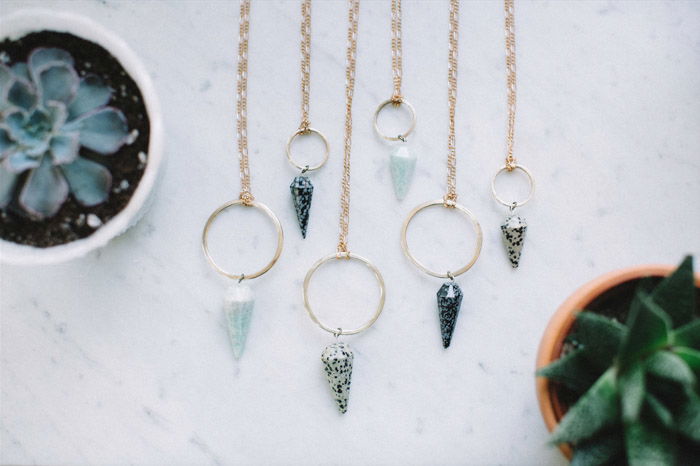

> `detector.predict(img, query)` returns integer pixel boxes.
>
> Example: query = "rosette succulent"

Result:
[0,47,129,220]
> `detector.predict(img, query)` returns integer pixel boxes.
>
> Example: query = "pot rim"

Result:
[535,262,700,459]
[0,9,164,265]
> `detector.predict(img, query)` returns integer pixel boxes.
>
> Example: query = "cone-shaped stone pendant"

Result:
[390,145,416,200]
[223,282,254,360]
[501,214,527,268]
[290,176,314,238]
[321,342,354,413]
[437,281,463,348]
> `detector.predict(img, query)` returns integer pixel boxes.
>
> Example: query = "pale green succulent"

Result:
[0,47,129,220]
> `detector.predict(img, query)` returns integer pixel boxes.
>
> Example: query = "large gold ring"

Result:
[491,164,535,207]
[202,200,284,280]
[303,252,386,336]
[400,199,483,279]
[373,97,416,141]
[285,127,330,171]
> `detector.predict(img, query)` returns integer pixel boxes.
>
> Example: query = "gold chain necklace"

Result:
[200,0,284,361]
[302,0,386,414]
[491,0,535,268]
[400,0,482,349]
[286,0,330,239]
[373,0,417,200]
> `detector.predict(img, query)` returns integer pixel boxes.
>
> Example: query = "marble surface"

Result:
[1,1,699,465]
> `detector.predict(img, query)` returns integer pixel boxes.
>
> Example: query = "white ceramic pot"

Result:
[0,9,164,265]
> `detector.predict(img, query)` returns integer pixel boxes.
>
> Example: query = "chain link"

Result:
[390,0,402,102]
[236,0,253,204]
[337,0,360,254]
[444,0,459,204]
[504,0,517,171]
[299,0,312,131]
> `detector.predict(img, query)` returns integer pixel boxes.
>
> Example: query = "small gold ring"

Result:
[285,127,330,172]
[373,97,416,141]
[202,200,284,280]
[491,164,535,208]
[303,252,386,336]
[400,199,483,279]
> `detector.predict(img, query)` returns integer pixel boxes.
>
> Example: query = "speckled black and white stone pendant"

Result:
[321,341,354,414]
[290,175,314,238]
[501,214,527,268]
[437,280,463,348]
[223,282,254,360]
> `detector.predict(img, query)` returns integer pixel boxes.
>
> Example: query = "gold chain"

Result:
[504,0,517,171]
[390,0,402,102]
[444,0,459,204]
[236,0,253,204]
[337,0,360,254]
[299,0,312,131]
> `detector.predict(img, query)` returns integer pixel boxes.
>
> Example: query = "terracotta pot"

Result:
[535,263,700,460]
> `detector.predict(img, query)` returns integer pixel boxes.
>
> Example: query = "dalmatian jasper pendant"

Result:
[437,280,463,348]
[223,282,254,360]
[501,214,527,268]
[321,342,354,414]
[290,175,314,238]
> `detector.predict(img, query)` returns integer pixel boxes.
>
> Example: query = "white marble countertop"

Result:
[1,1,699,465]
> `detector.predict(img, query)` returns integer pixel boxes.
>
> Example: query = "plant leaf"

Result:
[645,392,674,429]
[63,107,129,155]
[619,294,671,369]
[18,155,69,219]
[645,350,696,389]
[677,395,700,442]
[536,349,600,394]
[625,420,677,466]
[67,74,112,121]
[673,347,700,378]
[0,163,18,207]
[60,156,111,207]
[570,311,626,371]
[38,64,78,106]
[550,368,619,445]
[651,256,696,328]
[674,320,700,350]
[570,430,624,466]
[620,362,645,423]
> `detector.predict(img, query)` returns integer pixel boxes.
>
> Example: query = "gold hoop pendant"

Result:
[373,97,416,141]
[400,199,483,279]
[303,252,386,335]
[286,128,329,239]
[400,199,482,348]
[491,164,535,208]
[285,127,330,172]
[491,164,534,268]
[202,200,284,280]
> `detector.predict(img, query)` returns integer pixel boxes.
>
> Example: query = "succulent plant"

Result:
[0,47,129,220]
[538,256,700,465]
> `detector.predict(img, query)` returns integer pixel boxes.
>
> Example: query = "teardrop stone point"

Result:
[223,283,255,360]
[390,145,416,200]
[321,342,354,414]
[501,214,527,268]
[437,281,464,348]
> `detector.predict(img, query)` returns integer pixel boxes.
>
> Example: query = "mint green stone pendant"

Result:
[223,282,255,360]
[390,144,416,200]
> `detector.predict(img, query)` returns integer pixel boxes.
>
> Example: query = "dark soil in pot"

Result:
[0,31,150,248]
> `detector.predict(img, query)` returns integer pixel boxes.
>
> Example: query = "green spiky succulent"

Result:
[538,256,700,466]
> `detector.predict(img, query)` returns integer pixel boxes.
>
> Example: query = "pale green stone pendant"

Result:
[390,145,416,200]
[224,282,254,360]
